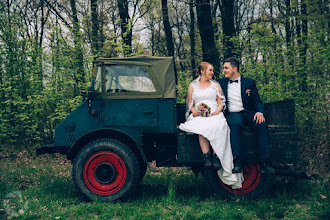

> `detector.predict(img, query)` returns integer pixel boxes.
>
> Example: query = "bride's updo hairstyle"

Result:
[194,62,212,79]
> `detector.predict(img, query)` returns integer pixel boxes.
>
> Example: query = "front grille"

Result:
[67,132,76,144]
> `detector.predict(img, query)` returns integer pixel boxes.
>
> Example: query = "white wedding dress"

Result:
[179,80,243,189]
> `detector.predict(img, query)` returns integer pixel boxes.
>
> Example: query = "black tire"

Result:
[203,163,271,199]
[72,138,141,202]
[138,160,148,182]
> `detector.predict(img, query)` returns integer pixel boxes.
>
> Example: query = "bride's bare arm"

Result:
[211,96,223,116]
[187,84,199,116]
[211,83,224,116]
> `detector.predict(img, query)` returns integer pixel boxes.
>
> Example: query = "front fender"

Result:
[65,128,145,163]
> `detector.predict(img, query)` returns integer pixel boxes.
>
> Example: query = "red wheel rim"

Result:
[83,151,127,195]
[218,163,261,195]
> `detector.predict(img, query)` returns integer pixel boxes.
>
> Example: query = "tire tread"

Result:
[72,138,141,202]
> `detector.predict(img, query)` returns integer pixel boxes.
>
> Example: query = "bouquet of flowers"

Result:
[197,103,211,117]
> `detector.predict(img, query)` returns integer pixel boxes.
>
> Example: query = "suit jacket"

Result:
[218,76,264,115]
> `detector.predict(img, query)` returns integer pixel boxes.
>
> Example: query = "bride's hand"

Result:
[211,110,221,116]
[192,110,199,117]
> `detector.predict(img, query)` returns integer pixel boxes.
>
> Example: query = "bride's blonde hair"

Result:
[194,62,212,79]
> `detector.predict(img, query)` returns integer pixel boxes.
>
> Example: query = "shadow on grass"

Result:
[35,167,325,205]
[38,176,78,201]
[134,170,211,203]
[267,176,316,199]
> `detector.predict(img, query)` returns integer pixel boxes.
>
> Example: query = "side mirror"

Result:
[87,78,96,116]
[87,78,95,100]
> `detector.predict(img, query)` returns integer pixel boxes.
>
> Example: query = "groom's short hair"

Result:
[224,57,240,72]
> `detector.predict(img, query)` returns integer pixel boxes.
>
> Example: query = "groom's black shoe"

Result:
[232,157,243,173]
[202,152,212,168]
[212,154,222,170]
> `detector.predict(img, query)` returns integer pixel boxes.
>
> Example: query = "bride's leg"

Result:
[199,135,210,153]
[199,135,212,167]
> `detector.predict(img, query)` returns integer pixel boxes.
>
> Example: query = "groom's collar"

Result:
[228,75,241,82]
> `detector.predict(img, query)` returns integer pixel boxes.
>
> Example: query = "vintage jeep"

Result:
[37,56,308,201]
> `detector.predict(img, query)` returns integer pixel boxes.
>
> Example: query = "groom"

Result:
[218,57,274,174]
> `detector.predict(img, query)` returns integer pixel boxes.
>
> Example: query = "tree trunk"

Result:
[99,13,105,52]
[70,0,85,96]
[269,0,278,65]
[285,0,292,48]
[117,0,132,56]
[189,0,196,74]
[295,4,301,47]
[300,0,308,92]
[161,0,174,57]
[196,0,220,71]
[269,0,277,34]
[91,0,99,55]
[285,0,293,67]
[220,0,235,59]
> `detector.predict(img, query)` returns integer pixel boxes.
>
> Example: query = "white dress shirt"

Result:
[227,76,244,112]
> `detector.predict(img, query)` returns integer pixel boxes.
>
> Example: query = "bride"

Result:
[179,62,243,189]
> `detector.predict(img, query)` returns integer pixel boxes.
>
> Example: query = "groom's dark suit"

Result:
[218,76,270,161]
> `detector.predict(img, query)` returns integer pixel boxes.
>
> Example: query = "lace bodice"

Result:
[186,80,226,117]
[193,84,218,106]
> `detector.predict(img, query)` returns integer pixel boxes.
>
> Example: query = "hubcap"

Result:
[95,163,116,184]
[83,151,127,195]
[218,163,261,195]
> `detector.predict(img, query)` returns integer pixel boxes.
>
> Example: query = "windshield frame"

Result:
[94,63,163,99]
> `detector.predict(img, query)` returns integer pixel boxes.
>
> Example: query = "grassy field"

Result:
[0,151,329,220]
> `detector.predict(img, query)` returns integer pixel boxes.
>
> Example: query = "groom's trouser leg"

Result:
[226,112,244,157]
[243,112,271,160]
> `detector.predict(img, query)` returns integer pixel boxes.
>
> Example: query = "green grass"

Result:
[0,152,329,220]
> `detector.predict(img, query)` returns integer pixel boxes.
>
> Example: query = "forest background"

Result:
[0,0,328,177]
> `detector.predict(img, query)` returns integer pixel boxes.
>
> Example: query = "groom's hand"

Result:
[254,112,265,124]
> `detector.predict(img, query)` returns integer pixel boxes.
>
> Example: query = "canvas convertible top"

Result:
[95,56,176,99]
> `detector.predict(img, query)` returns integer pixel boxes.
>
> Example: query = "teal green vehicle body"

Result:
[55,98,178,160]
[36,55,307,201]
[39,55,301,168]
[47,56,180,164]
